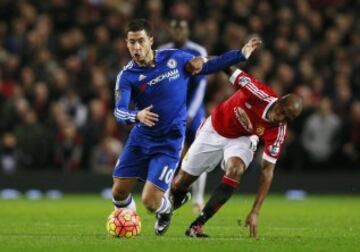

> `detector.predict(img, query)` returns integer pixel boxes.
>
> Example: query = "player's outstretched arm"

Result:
[185,37,262,75]
[245,160,275,238]
[223,66,239,77]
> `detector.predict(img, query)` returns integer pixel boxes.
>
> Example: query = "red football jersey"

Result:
[211,69,287,164]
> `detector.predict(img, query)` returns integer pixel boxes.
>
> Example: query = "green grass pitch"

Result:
[0,194,359,252]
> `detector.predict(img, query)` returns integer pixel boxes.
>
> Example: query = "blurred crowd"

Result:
[0,0,359,174]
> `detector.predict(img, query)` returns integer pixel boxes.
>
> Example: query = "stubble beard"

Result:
[135,48,154,67]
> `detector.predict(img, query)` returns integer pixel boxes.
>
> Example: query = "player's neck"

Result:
[174,41,186,49]
[136,50,155,68]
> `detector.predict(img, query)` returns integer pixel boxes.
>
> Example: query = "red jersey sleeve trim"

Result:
[274,124,287,147]
[229,69,243,85]
[262,152,277,164]
[263,124,287,163]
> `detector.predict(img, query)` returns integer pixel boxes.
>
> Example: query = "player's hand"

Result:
[241,37,262,59]
[186,57,206,75]
[245,211,258,238]
[136,105,159,127]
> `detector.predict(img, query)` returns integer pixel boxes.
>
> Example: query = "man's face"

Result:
[268,100,295,124]
[170,20,189,45]
[126,30,153,62]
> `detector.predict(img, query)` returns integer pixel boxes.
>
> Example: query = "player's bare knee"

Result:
[112,182,129,200]
[225,158,245,181]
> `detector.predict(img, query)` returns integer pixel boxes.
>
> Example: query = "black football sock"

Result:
[171,188,189,209]
[190,176,239,227]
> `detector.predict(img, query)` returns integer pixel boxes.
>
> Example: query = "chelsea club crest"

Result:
[167,58,177,69]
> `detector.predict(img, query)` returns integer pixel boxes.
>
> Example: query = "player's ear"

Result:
[149,36,154,46]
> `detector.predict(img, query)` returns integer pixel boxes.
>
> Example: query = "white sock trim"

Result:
[156,196,171,214]
[112,194,132,208]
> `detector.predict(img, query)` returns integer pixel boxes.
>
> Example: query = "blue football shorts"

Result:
[113,127,185,191]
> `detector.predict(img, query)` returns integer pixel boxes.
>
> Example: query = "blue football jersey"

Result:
[114,49,193,136]
[158,41,207,120]
[113,47,247,190]
[114,48,247,136]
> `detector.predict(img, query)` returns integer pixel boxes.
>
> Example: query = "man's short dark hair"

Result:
[126,19,153,37]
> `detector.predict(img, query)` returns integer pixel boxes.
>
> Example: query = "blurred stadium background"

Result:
[0,0,359,195]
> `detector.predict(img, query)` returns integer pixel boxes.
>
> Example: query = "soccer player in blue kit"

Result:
[112,19,261,236]
[158,19,208,213]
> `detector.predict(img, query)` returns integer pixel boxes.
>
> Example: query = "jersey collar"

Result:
[262,98,278,122]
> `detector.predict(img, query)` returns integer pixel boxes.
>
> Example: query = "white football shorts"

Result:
[182,117,259,176]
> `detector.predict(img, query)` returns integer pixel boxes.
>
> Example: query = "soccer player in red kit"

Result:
[170,66,303,238]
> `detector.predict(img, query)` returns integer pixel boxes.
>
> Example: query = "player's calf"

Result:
[141,195,160,213]
[141,181,174,236]
[185,159,245,238]
[141,182,166,213]
[225,157,245,181]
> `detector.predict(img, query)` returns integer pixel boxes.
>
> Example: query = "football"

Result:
[106,208,141,238]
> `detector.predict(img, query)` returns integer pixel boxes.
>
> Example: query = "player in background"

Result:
[112,19,262,236]
[158,19,208,213]
[170,66,303,238]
